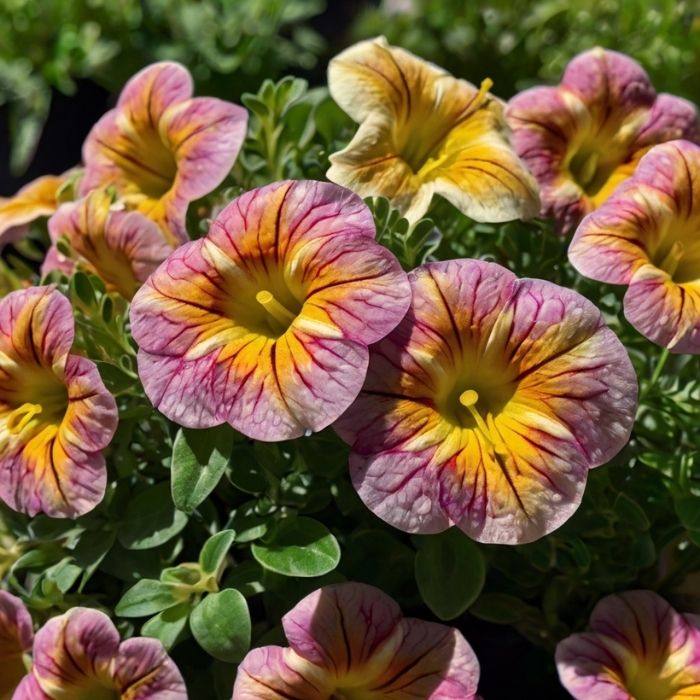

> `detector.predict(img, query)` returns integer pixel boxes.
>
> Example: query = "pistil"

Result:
[6,403,43,435]
[459,390,508,455]
[256,290,297,333]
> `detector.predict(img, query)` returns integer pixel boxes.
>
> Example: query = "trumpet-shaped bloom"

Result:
[327,36,540,224]
[556,590,700,699]
[233,582,480,699]
[0,592,32,700]
[569,140,700,354]
[81,61,248,246]
[0,287,117,517]
[336,259,637,544]
[507,48,700,234]
[130,180,411,441]
[13,607,186,699]
[43,189,173,300]
[0,175,67,248]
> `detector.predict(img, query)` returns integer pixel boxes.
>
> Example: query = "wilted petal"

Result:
[337,259,637,544]
[131,180,410,441]
[233,582,479,699]
[0,591,32,700]
[328,36,538,223]
[556,591,700,699]
[0,287,117,517]
[82,61,247,245]
[45,189,173,299]
[570,140,700,353]
[507,48,700,234]
[0,175,66,247]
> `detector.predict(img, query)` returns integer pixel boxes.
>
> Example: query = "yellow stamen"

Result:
[658,240,685,277]
[578,151,600,188]
[256,290,297,326]
[458,390,508,455]
[6,403,43,435]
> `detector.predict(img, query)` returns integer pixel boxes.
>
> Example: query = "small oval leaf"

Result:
[190,589,251,663]
[251,517,340,577]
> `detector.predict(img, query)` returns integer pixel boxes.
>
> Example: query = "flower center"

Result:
[0,368,68,450]
[110,130,177,199]
[652,218,700,284]
[398,78,493,173]
[458,389,508,455]
[624,661,677,700]
[255,290,298,334]
[568,146,623,197]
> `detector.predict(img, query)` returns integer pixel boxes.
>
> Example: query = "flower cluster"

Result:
[0,31,699,700]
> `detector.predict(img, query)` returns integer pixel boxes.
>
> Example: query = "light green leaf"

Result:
[116,578,185,618]
[200,530,235,576]
[141,602,192,650]
[190,589,251,663]
[251,517,340,577]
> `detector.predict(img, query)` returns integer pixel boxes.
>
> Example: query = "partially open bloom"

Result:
[336,259,637,544]
[14,607,186,699]
[507,48,700,234]
[130,180,411,441]
[0,592,32,700]
[570,140,700,354]
[233,582,480,699]
[43,188,173,300]
[0,175,68,248]
[556,590,700,699]
[0,287,117,517]
[327,36,539,224]
[81,61,248,246]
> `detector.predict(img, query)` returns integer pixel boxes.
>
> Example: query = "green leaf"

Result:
[171,426,234,513]
[141,602,192,650]
[70,529,116,591]
[251,517,340,577]
[675,496,700,531]
[200,530,235,576]
[190,589,251,663]
[95,361,135,393]
[118,482,188,551]
[414,528,485,620]
[116,579,185,618]
[470,593,530,624]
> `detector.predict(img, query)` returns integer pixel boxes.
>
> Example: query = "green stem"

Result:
[643,347,670,400]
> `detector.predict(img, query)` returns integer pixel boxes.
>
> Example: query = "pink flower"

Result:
[233,582,480,699]
[507,48,699,234]
[557,590,700,699]
[0,591,32,700]
[13,607,186,699]
[81,61,248,246]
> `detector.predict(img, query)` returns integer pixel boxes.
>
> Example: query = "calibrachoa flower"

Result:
[556,590,700,699]
[13,607,187,699]
[507,47,700,234]
[130,180,411,441]
[0,174,69,248]
[327,36,540,224]
[43,188,173,300]
[233,582,480,699]
[570,140,700,354]
[0,591,32,700]
[336,259,637,544]
[0,287,117,517]
[81,61,248,246]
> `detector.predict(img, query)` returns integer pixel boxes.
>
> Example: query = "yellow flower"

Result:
[327,37,539,223]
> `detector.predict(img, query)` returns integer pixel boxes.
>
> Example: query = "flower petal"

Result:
[0,591,32,699]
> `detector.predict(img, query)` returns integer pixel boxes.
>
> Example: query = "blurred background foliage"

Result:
[2,0,698,181]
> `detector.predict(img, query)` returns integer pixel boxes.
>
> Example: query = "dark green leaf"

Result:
[200,530,235,576]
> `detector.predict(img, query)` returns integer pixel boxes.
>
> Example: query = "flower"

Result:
[327,36,539,224]
[81,61,248,246]
[335,259,637,544]
[233,582,480,699]
[43,188,173,300]
[0,286,117,517]
[0,174,69,248]
[130,180,411,441]
[507,47,700,234]
[0,591,32,700]
[556,590,700,699]
[13,607,187,699]
[569,140,700,354]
